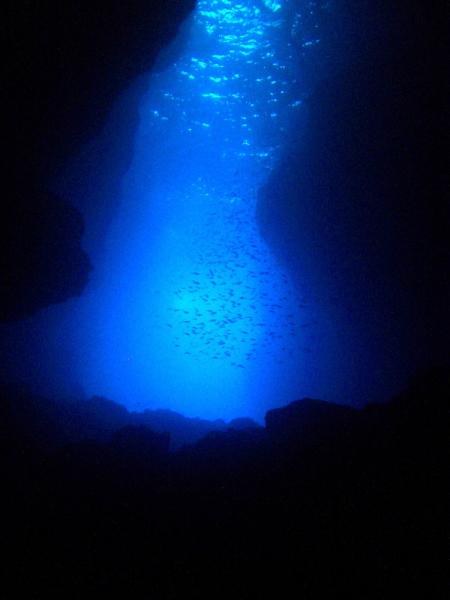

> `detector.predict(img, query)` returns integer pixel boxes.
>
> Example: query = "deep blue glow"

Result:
[66,0,324,420]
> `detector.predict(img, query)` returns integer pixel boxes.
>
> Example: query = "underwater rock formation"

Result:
[2,366,446,596]
[3,0,195,319]
[265,397,358,446]
[0,384,249,451]
[0,189,91,321]
[258,1,448,396]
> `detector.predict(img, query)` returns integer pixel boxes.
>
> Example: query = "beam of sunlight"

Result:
[72,0,324,419]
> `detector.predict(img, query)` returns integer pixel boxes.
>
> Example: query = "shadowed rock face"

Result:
[265,397,358,446]
[3,0,195,320]
[0,385,257,451]
[111,425,171,460]
[258,2,448,395]
[5,0,196,180]
[1,189,92,321]
[1,366,447,596]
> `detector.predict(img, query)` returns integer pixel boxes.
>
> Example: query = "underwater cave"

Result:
[57,0,328,419]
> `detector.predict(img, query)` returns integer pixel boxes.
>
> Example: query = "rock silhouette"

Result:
[3,0,196,320]
[2,366,447,597]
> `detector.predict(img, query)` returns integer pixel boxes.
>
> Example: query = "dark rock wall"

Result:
[2,367,446,596]
[258,1,449,388]
[2,0,195,320]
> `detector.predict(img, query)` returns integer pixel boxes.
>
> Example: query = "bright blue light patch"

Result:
[68,0,326,420]
[262,0,282,12]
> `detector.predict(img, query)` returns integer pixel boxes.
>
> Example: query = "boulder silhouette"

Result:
[265,397,358,447]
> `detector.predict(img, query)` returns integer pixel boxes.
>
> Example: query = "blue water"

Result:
[0,1,430,420]
[57,0,329,420]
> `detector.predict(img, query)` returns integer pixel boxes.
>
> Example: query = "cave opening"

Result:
[69,0,322,420]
